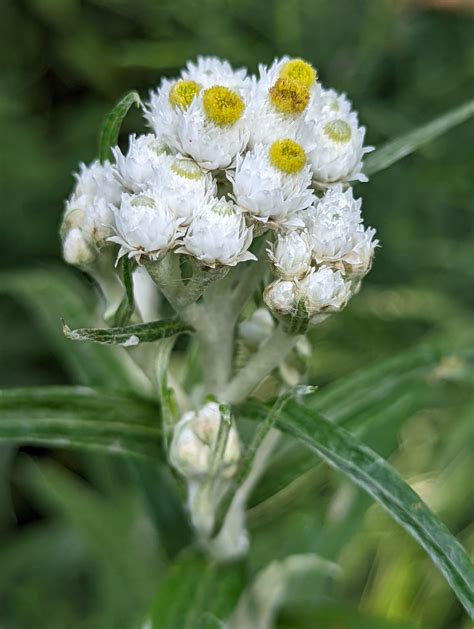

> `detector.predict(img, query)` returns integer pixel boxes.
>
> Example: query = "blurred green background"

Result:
[0,0,473,628]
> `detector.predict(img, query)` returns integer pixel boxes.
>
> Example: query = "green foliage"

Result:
[99,91,141,163]
[63,317,192,345]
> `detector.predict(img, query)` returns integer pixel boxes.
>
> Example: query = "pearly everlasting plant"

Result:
[60,54,379,559]
[35,55,474,625]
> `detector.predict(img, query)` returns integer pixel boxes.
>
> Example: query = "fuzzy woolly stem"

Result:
[220,325,298,405]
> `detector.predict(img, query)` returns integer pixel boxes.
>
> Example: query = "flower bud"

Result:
[113,133,166,191]
[238,308,275,349]
[264,280,298,316]
[267,230,312,279]
[169,402,241,480]
[299,266,350,316]
[62,228,96,267]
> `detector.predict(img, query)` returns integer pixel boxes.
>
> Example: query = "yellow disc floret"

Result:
[269,78,310,115]
[203,86,245,126]
[168,80,201,110]
[269,139,307,174]
[323,119,352,143]
[279,59,317,89]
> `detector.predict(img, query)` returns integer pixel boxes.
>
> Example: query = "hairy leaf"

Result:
[0,387,161,459]
[242,402,474,617]
[99,90,141,162]
[63,318,192,346]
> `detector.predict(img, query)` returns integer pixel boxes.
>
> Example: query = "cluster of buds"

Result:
[169,402,241,538]
[61,56,377,324]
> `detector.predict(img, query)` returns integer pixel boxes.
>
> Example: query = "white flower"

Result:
[150,155,216,224]
[306,113,372,184]
[267,230,312,279]
[169,402,241,479]
[174,92,249,170]
[246,57,319,148]
[264,279,298,316]
[113,133,166,191]
[73,159,122,205]
[109,191,182,262]
[178,197,256,268]
[63,193,115,245]
[231,142,315,228]
[299,266,350,315]
[62,228,96,266]
[181,56,251,94]
[305,86,352,121]
[304,185,378,273]
[144,77,184,149]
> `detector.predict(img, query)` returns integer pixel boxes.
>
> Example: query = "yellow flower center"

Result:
[203,86,245,126]
[168,80,201,110]
[170,158,203,181]
[323,119,352,143]
[269,78,310,115]
[279,59,317,89]
[269,139,306,174]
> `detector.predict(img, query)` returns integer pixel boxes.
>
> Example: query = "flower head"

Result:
[181,56,250,93]
[231,142,314,228]
[109,191,182,262]
[264,279,298,316]
[267,230,312,280]
[113,134,166,191]
[178,197,256,267]
[299,266,350,315]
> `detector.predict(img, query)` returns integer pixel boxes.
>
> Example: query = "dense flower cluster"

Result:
[61,55,378,323]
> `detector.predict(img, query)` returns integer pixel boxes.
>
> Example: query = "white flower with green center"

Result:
[306,113,372,184]
[151,155,216,225]
[299,266,351,315]
[113,133,167,191]
[267,230,313,280]
[173,86,250,170]
[109,192,182,262]
[170,402,241,479]
[181,56,251,94]
[178,197,256,268]
[263,279,298,316]
[231,140,315,228]
[304,185,377,272]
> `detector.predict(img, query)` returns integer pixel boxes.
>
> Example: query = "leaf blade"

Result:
[63,318,192,346]
[245,402,474,617]
[365,99,474,176]
[99,90,141,162]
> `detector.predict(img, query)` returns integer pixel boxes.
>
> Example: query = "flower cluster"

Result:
[61,55,377,324]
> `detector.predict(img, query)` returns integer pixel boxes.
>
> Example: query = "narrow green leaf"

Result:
[63,318,192,346]
[243,402,474,616]
[365,99,474,175]
[99,90,141,162]
[149,551,245,629]
[0,386,161,459]
[154,336,180,446]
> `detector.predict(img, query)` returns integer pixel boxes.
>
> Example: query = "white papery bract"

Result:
[62,227,96,266]
[73,159,122,205]
[170,402,241,479]
[178,197,256,268]
[306,113,371,185]
[174,96,249,170]
[299,266,350,315]
[181,56,250,94]
[267,230,312,279]
[231,144,314,228]
[109,192,181,262]
[151,155,215,224]
[264,279,298,316]
[113,133,166,191]
[304,185,377,275]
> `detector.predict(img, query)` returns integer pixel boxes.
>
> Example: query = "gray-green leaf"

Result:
[241,401,474,617]
[365,99,474,175]
[63,318,192,346]
[99,90,141,162]
[0,387,161,459]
